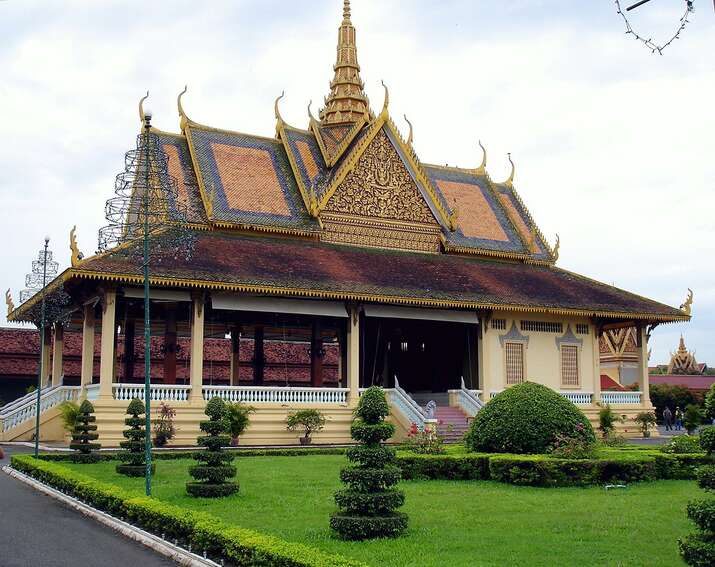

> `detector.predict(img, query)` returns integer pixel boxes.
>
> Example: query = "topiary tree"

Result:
[464,382,595,454]
[330,386,407,540]
[679,425,715,566]
[186,397,238,498]
[69,400,101,463]
[116,398,154,477]
[685,404,703,435]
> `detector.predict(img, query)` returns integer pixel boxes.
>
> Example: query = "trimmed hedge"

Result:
[397,454,490,481]
[465,382,595,454]
[11,455,367,567]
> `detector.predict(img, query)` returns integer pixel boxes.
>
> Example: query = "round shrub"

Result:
[464,382,595,454]
[330,513,408,541]
[699,426,715,455]
[116,398,153,477]
[69,400,101,464]
[697,465,715,492]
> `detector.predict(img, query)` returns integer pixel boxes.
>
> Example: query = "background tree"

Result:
[117,398,154,477]
[186,397,238,498]
[650,384,701,422]
[331,386,408,540]
[69,400,101,463]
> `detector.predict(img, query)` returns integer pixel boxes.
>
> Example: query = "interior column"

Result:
[230,326,241,386]
[310,320,324,388]
[123,319,135,383]
[51,323,64,387]
[163,304,177,384]
[98,290,117,399]
[189,294,205,402]
[80,304,95,391]
[253,325,265,385]
[347,307,360,404]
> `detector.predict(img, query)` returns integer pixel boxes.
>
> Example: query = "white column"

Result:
[592,328,602,404]
[80,304,95,390]
[99,290,117,399]
[638,326,651,407]
[51,324,64,387]
[347,307,360,405]
[189,294,205,402]
[477,321,491,401]
[41,326,52,388]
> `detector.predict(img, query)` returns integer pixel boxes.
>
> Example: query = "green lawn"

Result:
[64,455,696,567]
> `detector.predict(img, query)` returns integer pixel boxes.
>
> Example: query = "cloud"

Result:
[0,0,712,365]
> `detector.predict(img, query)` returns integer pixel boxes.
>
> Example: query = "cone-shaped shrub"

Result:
[679,426,715,566]
[186,397,238,498]
[116,398,154,477]
[330,386,407,540]
[69,400,101,463]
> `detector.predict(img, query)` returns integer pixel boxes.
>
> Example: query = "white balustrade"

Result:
[386,382,428,429]
[112,384,191,402]
[85,384,100,401]
[0,386,55,415]
[601,391,642,405]
[560,391,594,405]
[0,386,80,433]
[202,386,349,405]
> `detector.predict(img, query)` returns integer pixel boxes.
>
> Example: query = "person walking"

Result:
[663,406,673,432]
[675,406,684,431]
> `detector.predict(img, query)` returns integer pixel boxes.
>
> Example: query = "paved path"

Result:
[0,445,175,567]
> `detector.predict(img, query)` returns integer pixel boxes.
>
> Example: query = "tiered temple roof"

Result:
[8,0,689,325]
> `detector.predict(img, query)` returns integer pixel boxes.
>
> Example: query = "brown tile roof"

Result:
[69,230,686,321]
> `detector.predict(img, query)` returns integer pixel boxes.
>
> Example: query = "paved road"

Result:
[0,445,175,567]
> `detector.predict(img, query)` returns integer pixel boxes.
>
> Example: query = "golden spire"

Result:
[319,0,370,125]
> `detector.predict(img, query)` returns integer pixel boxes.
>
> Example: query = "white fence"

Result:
[0,386,80,433]
[202,386,349,405]
[601,391,642,405]
[560,392,594,405]
[112,384,191,402]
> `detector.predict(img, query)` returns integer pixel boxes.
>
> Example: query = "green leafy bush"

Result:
[69,400,101,463]
[287,409,326,445]
[660,435,702,454]
[548,427,596,460]
[187,397,238,498]
[223,402,255,446]
[704,384,715,423]
[699,426,715,455]
[403,423,446,455]
[152,402,176,447]
[396,454,489,480]
[598,404,624,439]
[58,401,80,433]
[697,466,715,491]
[464,382,595,454]
[685,405,703,435]
[10,455,367,567]
[650,383,701,423]
[331,386,407,540]
[116,398,154,477]
[634,412,658,437]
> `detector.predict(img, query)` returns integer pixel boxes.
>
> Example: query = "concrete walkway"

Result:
[0,445,175,567]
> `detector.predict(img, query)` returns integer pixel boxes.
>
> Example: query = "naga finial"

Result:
[680,288,694,316]
[404,114,414,145]
[138,91,149,124]
[177,85,189,130]
[308,100,317,123]
[503,153,515,187]
[475,140,487,174]
[448,204,460,232]
[5,289,14,317]
[380,80,390,115]
[70,225,83,267]
[526,223,538,254]
[274,91,285,122]
[552,234,560,263]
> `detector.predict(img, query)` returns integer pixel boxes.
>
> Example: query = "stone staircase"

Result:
[408,392,470,444]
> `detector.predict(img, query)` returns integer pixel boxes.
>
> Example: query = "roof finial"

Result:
[177,85,189,130]
[138,91,149,124]
[476,140,487,174]
[552,234,560,263]
[680,288,694,316]
[274,91,285,121]
[343,0,351,22]
[308,100,317,123]
[381,80,390,115]
[503,153,515,187]
[404,115,414,145]
[5,289,14,317]
[69,225,84,267]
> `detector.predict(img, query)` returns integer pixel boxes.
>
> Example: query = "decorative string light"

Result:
[615,0,695,55]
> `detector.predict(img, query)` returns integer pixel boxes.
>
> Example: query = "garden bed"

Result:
[11,453,701,567]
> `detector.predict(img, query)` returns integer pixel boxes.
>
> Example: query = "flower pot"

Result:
[643,431,651,438]
[299,436,312,446]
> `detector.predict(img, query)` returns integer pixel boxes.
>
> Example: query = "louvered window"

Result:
[505,342,525,385]
[491,319,507,330]
[561,345,580,387]
[520,321,563,333]
[576,324,590,335]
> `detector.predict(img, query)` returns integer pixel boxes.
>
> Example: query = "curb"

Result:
[1,465,220,567]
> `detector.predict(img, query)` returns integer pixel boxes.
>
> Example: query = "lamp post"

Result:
[33,237,50,457]
[142,112,153,495]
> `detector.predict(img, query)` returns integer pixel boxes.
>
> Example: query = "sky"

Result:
[0,0,712,365]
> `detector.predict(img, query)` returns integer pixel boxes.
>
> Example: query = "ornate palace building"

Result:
[2,1,690,445]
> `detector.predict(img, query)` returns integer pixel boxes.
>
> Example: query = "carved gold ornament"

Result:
[680,288,693,316]
[5,289,14,316]
[552,234,560,263]
[325,130,436,225]
[70,225,83,267]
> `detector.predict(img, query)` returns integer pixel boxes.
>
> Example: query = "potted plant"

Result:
[223,401,255,446]
[287,409,326,445]
[684,404,702,435]
[58,400,80,442]
[634,411,657,438]
[153,402,176,447]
